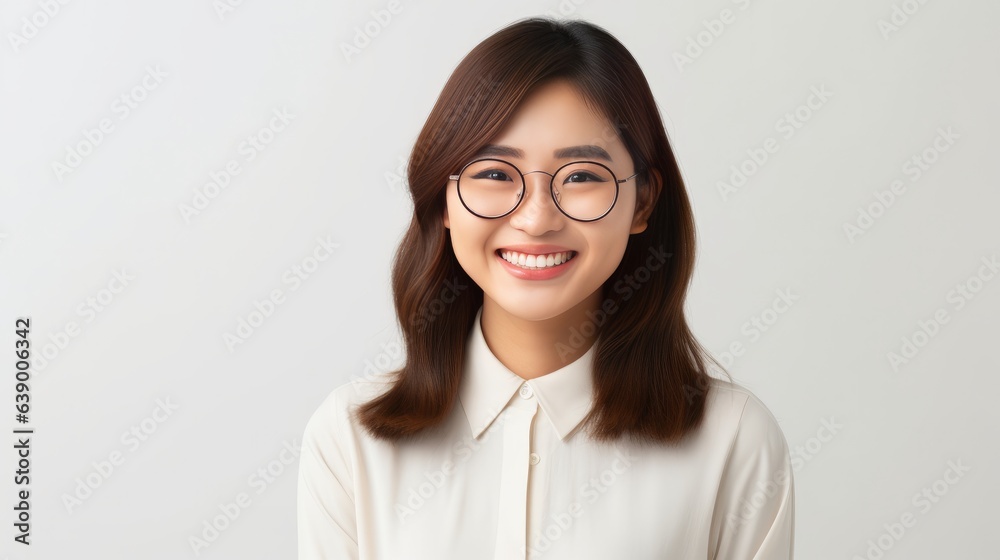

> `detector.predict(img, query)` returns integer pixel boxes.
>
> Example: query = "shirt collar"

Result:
[457,305,597,442]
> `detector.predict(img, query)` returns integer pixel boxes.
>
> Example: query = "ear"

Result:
[629,168,662,234]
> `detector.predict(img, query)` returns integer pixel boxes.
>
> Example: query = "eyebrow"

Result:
[472,144,613,162]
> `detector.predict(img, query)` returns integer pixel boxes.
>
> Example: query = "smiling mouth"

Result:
[496,249,578,270]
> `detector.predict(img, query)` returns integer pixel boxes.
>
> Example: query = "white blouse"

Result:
[297,306,795,559]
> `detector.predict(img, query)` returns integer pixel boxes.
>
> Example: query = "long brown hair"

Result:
[355,17,730,446]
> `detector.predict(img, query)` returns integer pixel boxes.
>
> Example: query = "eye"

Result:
[472,169,513,182]
[564,171,603,183]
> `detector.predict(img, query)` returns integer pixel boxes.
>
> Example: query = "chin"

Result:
[488,294,575,322]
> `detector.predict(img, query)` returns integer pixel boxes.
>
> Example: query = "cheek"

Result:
[605,191,638,236]
[617,185,638,217]
[592,202,637,266]
[444,193,490,259]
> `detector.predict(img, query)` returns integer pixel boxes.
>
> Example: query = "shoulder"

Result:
[704,379,796,556]
[301,373,396,450]
[704,377,790,461]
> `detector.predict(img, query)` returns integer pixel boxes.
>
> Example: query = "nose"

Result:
[507,171,565,234]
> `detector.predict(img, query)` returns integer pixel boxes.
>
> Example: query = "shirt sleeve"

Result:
[709,391,795,560]
[297,389,360,559]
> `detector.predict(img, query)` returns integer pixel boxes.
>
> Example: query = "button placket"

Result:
[519,384,541,470]
[492,397,537,559]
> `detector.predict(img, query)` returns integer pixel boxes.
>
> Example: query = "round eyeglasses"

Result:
[448,158,640,222]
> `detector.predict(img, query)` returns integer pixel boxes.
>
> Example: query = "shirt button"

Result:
[519,383,534,399]
[529,453,540,465]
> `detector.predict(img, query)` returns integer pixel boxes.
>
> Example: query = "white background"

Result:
[1,0,997,558]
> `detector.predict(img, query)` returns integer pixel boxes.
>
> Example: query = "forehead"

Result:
[487,79,623,153]
[471,143,614,163]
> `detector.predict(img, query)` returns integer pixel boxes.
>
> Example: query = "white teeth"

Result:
[499,250,576,269]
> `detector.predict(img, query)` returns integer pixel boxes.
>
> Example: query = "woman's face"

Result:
[443,79,649,323]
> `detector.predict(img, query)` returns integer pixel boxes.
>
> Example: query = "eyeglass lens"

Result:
[457,159,617,220]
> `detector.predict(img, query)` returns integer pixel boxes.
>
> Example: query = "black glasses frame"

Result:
[448,157,641,222]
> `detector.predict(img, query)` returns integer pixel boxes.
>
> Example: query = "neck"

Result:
[479,291,601,380]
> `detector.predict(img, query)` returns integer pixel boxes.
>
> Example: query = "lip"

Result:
[495,248,578,281]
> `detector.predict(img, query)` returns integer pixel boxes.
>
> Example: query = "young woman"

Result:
[298,17,794,560]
